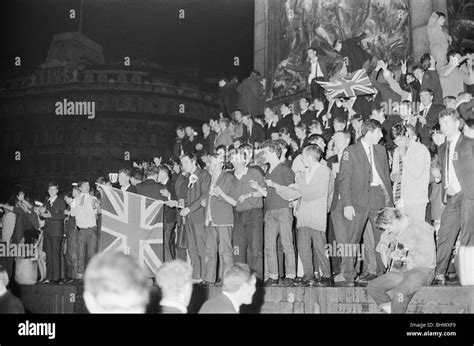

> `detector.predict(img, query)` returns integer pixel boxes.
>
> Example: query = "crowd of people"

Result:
[1,11,474,314]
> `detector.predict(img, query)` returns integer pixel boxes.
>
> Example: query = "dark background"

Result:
[0,0,255,80]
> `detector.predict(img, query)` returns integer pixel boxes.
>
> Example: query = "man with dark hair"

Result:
[420,54,443,105]
[367,208,436,313]
[242,113,265,147]
[439,50,474,98]
[179,153,211,283]
[40,181,67,284]
[199,263,257,313]
[250,141,296,286]
[70,181,98,281]
[201,122,217,154]
[416,88,445,146]
[281,47,329,99]
[214,118,233,148]
[391,123,431,221]
[299,97,317,128]
[157,165,177,262]
[338,119,393,286]
[236,70,266,117]
[201,154,237,286]
[433,108,474,285]
[0,265,25,313]
[130,167,144,187]
[118,168,137,193]
[457,91,474,120]
[136,166,167,202]
[173,126,186,158]
[229,148,265,280]
[278,103,295,136]
[182,126,199,155]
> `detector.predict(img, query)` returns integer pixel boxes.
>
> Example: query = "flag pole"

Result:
[79,0,84,34]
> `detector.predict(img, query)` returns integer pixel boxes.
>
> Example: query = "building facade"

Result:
[0,32,218,200]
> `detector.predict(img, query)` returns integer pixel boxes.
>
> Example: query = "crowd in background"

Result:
[1,11,474,314]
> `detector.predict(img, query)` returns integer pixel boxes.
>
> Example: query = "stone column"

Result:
[409,0,433,62]
[254,0,268,78]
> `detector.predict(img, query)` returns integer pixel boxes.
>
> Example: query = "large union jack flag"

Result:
[317,68,376,98]
[97,185,164,277]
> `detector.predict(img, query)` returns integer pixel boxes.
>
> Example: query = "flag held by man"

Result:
[317,68,376,98]
[97,185,164,277]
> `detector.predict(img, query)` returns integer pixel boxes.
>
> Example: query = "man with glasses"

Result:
[390,123,431,221]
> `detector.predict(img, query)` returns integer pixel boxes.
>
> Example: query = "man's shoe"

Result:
[358,273,378,282]
[318,277,334,287]
[264,278,279,286]
[199,281,214,287]
[300,275,316,286]
[40,280,50,285]
[446,274,459,285]
[279,278,296,287]
[432,274,446,285]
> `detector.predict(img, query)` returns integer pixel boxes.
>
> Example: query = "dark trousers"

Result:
[232,208,263,279]
[327,215,341,275]
[44,236,62,281]
[340,186,388,281]
[310,78,325,100]
[65,227,78,279]
[76,227,98,276]
[185,215,206,280]
[164,222,176,262]
[297,227,331,278]
[367,267,434,313]
[435,192,474,275]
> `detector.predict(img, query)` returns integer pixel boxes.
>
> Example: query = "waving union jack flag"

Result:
[317,68,376,98]
[97,185,164,277]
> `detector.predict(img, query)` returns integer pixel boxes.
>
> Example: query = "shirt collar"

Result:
[234,166,248,180]
[448,131,461,145]
[49,195,57,203]
[159,299,187,313]
[121,184,130,191]
[222,291,240,313]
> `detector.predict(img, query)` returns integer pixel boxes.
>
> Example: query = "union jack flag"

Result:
[97,185,164,277]
[317,69,376,98]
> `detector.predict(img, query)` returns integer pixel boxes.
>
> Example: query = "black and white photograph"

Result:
[0,0,473,344]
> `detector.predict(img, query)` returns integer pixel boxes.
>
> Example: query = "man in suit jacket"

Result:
[155,260,193,313]
[118,168,137,193]
[136,166,167,202]
[201,122,217,154]
[199,263,256,313]
[179,153,211,282]
[328,131,352,281]
[0,266,25,313]
[416,89,445,146]
[338,119,394,285]
[299,97,317,128]
[433,109,474,284]
[157,165,178,262]
[277,103,295,136]
[282,47,330,99]
[242,114,265,147]
[41,182,67,283]
[201,154,237,286]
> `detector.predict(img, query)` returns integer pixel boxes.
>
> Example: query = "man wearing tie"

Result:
[242,113,265,147]
[338,119,394,286]
[118,168,137,193]
[282,47,329,99]
[41,182,67,284]
[416,89,444,146]
[433,109,474,285]
[390,124,431,221]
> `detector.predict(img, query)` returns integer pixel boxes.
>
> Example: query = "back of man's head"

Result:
[223,263,256,294]
[155,260,193,306]
[0,265,9,290]
[84,252,149,313]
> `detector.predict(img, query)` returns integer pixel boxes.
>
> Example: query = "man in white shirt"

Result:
[71,181,98,281]
[391,123,431,220]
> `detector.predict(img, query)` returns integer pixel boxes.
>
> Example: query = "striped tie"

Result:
[394,153,403,203]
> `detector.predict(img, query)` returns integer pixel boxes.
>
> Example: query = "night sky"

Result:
[0,0,255,81]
